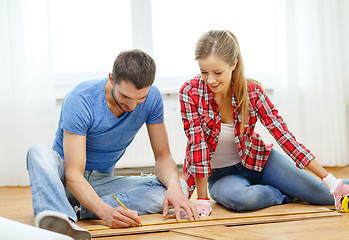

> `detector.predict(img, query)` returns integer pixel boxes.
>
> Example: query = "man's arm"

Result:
[146,123,199,221]
[63,130,141,227]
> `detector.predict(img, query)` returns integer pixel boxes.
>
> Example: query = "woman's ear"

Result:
[232,59,238,71]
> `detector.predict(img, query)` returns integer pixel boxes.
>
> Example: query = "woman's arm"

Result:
[253,84,315,169]
[195,176,212,216]
[252,84,349,211]
[307,158,349,212]
[305,159,328,179]
[196,177,209,198]
[179,81,212,197]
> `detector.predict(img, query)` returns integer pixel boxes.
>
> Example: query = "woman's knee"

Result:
[211,183,286,212]
[213,195,255,212]
[211,185,255,211]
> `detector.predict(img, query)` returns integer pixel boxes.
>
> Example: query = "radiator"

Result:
[116,93,187,168]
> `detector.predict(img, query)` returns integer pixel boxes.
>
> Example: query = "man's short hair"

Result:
[112,49,156,89]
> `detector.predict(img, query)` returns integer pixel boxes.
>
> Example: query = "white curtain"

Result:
[274,0,349,166]
[0,0,57,186]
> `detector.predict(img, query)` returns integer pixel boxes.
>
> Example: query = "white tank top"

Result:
[210,123,241,169]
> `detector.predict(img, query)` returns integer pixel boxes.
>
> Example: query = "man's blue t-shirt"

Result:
[52,77,164,174]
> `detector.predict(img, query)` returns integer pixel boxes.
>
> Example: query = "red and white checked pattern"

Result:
[179,75,315,197]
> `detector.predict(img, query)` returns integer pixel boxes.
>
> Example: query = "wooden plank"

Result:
[172,213,349,240]
[0,186,34,225]
[88,212,339,238]
[81,202,333,229]
[2,167,349,239]
[79,204,340,238]
[96,231,208,240]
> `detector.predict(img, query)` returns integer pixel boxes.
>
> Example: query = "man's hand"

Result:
[102,206,142,228]
[162,188,199,221]
[195,198,212,216]
[146,123,199,221]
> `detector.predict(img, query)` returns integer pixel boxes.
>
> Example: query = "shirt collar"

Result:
[199,76,239,108]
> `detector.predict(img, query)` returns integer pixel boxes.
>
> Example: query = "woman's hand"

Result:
[332,179,349,211]
[195,198,212,216]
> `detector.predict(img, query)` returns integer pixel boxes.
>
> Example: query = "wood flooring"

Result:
[1,166,349,239]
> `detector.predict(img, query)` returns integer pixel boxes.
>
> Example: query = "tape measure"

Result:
[341,196,349,212]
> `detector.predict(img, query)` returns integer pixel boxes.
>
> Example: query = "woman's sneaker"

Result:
[35,210,91,240]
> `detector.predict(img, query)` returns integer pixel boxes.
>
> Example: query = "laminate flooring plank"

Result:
[0,186,34,225]
[1,165,349,239]
[80,203,334,229]
[171,213,349,240]
[82,206,339,237]
[95,231,209,240]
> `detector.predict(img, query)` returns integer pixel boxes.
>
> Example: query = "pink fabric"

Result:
[195,200,212,216]
[333,179,349,211]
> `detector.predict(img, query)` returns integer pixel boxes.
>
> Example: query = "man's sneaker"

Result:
[35,210,91,240]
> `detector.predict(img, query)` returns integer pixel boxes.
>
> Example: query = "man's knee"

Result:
[27,144,45,167]
[138,186,166,214]
[26,144,59,171]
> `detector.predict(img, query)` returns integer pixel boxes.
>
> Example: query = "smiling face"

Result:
[111,79,149,112]
[198,55,237,95]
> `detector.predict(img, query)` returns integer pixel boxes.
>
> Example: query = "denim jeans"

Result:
[208,148,349,212]
[26,144,188,221]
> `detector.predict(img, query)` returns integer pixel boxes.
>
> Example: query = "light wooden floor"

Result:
[1,166,349,239]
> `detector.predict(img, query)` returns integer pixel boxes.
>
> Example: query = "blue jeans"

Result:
[208,149,349,212]
[26,144,188,221]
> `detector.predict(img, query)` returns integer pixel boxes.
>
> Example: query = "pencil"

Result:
[112,195,142,226]
[112,195,128,210]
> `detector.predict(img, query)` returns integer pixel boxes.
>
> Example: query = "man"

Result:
[26,49,198,240]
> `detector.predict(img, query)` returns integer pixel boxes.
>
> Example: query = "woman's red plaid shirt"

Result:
[179,75,315,197]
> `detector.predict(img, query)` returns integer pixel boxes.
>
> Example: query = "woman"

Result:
[179,30,349,216]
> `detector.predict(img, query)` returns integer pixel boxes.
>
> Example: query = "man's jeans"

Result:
[208,148,349,211]
[26,144,188,221]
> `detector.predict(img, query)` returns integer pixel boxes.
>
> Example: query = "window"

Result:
[151,0,282,90]
[49,0,132,98]
[50,0,284,98]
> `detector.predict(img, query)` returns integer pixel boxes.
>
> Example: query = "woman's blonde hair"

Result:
[195,30,257,134]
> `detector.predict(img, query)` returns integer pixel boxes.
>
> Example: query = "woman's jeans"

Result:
[26,144,188,221]
[208,148,349,211]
